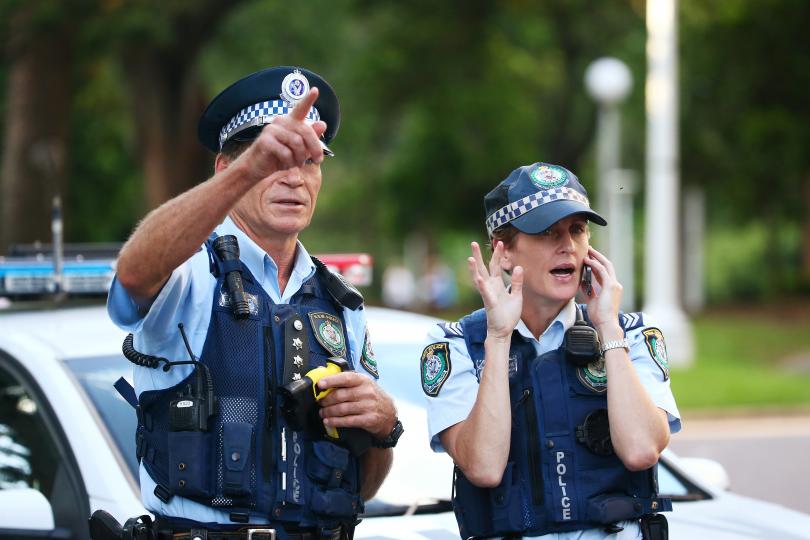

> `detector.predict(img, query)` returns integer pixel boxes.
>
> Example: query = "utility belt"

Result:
[89,511,353,540]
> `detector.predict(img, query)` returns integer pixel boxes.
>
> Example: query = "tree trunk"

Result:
[0,10,72,252]
[118,0,247,212]
[802,172,810,287]
[123,51,211,210]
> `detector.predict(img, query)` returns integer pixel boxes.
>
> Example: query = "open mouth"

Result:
[550,263,576,277]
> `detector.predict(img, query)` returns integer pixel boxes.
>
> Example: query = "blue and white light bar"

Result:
[0,257,115,295]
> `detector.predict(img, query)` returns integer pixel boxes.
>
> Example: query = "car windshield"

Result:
[64,355,139,479]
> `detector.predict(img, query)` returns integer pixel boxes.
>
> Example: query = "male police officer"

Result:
[106,67,401,539]
[422,163,679,539]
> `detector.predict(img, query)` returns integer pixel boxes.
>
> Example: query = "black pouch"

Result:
[640,513,668,540]
[222,421,254,496]
[168,431,212,498]
[309,440,350,488]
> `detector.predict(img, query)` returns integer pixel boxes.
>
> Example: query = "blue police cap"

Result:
[484,163,607,237]
[197,66,340,155]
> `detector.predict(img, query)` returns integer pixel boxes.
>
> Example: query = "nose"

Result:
[557,230,575,253]
[281,167,304,186]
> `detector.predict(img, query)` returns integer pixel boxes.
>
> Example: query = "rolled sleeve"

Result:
[423,324,479,452]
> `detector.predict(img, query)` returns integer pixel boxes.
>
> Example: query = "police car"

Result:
[3,299,810,539]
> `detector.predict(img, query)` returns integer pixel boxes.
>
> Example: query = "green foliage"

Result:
[2,0,809,302]
[672,308,810,410]
[704,222,801,302]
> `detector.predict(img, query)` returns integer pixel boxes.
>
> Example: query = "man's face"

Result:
[228,160,323,238]
[502,215,590,304]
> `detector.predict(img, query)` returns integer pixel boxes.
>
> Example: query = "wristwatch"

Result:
[372,419,404,448]
[600,338,630,355]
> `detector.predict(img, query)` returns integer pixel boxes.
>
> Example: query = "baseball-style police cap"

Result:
[197,66,340,156]
[484,162,607,237]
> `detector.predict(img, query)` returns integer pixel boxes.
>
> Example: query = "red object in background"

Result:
[316,253,373,287]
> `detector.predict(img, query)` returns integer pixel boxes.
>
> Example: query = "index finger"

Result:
[317,371,364,390]
[289,87,320,122]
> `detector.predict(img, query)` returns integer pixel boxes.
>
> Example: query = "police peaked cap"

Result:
[197,66,340,154]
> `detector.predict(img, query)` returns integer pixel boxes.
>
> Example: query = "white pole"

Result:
[584,58,633,258]
[595,105,620,257]
[644,0,694,366]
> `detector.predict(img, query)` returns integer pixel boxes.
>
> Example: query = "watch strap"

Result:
[600,338,630,354]
[372,419,404,448]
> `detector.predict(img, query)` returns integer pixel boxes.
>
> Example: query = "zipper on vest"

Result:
[263,326,275,484]
[522,388,544,505]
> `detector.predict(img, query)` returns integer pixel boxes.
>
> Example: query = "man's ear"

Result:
[214,153,230,173]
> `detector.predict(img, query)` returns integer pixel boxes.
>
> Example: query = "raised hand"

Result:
[582,247,623,330]
[240,87,328,180]
[468,241,524,340]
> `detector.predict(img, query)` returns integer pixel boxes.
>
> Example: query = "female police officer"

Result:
[421,163,680,539]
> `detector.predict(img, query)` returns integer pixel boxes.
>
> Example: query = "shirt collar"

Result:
[215,217,317,290]
[514,299,577,342]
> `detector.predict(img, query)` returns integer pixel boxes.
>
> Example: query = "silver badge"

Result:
[280,70,310,104]
[293,320,303,331]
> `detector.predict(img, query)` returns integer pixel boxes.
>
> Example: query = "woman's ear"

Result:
[500,245,514,273]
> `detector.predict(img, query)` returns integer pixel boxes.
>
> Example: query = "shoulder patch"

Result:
[359,328,379,379]
[620,312,644,331]
[421,342,452,397]
[438,321,464,338]
[642,327,670,380]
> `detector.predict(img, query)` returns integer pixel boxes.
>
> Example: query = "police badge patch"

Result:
[577,357,607,393]
[642,327,670,380]
[421,342,451,397]
[530,164,569,189]
[360,328,380,379]
[308,312,347,358]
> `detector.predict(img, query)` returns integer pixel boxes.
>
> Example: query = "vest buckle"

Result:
[246,528,277,540]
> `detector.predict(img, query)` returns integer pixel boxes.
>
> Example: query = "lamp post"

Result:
[645,0,693,365]
[585,57,635,310]
[585,57,633,248]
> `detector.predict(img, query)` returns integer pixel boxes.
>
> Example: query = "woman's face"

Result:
[502,215,591,305]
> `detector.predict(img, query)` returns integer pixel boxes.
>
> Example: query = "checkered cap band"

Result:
[218,99,321,149]
[486,187,591,235]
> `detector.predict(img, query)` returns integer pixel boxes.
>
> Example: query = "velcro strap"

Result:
[114,377,138,408]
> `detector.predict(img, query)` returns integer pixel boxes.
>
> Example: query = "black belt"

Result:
[164,526,343,540]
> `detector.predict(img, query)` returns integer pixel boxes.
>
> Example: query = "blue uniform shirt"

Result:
[108,217,373,522]
[423,300,681,540]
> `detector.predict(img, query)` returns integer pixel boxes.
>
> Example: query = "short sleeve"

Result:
[107,247,215,348]
[343,306,378,380]
[422,324,479,452]
[627,315,681,434]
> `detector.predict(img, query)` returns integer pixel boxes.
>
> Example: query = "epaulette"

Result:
[619,312,644,331]
[438,321,464,338]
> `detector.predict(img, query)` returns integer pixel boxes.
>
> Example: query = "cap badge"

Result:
[530,165,569,189]
[280,69,310,104]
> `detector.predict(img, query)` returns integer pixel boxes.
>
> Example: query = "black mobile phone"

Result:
[581,265,593,296]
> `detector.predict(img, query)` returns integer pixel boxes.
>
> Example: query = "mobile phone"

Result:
[581,265,593,297]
